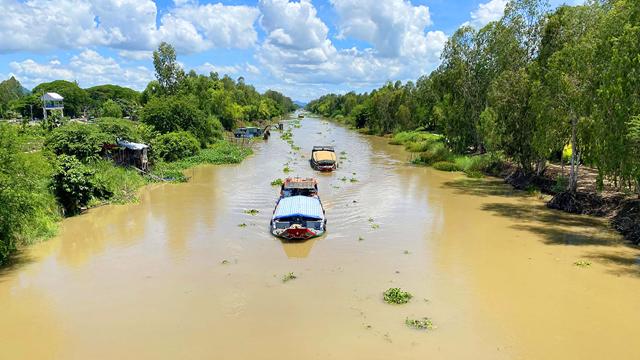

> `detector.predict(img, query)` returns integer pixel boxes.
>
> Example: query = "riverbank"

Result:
[385,129,639,245]
[315,117,639,245]
[1,121,253,265]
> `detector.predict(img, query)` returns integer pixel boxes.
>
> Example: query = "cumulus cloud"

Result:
[0,0,259,54]
[467,0,508,28]
[9,50,154,90]
[330,0,433,58]
[256,0,446,92]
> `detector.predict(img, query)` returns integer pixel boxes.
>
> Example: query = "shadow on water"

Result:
[444,171,640,278]
[585,251,640,278]
[0,251,34,283]
[442,178,522,198]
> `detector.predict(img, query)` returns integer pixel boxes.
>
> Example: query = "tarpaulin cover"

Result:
[273,196,324,220]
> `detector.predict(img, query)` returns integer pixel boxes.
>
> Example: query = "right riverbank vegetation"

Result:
[307,0,640,244]
[0,42,296,264]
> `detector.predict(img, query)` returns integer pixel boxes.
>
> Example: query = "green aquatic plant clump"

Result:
[574,260,592,267]
[282,272,297,282]
[271,178,284,186]
[383,288,413,304]
[405,317,435,331]
[244,209,259,216]
[432,161,462,172]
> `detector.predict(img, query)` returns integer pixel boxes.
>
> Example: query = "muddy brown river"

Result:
[1,115,639,359]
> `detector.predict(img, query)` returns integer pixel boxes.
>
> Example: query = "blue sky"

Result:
[0,0,580,101]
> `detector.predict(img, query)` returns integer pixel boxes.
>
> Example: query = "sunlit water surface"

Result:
[1,115,639,359]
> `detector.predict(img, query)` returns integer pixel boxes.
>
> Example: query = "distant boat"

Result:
[233,127,263,138]
[270,178,326,240]
[298,114,304,118]
[310,146,337,172]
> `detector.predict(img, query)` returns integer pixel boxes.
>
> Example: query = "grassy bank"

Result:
[389,131,505,179]
[151,141,253,182]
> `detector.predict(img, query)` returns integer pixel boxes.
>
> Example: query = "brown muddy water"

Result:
[1,115,640,359]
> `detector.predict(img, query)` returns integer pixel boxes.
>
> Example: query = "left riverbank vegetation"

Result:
[0,42,295,265]
[307,0,640,244]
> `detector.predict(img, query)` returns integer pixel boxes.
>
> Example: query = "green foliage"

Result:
[91,160,148,205]
[33,80,89,118]
[282,272,297,283]
[271,178,284,186]
[141,95,214,147]
[96,117,142,142]
[153,42,185,95]
[151,131,200,162]
[405,317,435,330]
[244,209,259,216]
[553,175,569,193]
[0,124,58,263]
[383,288,413,304]
[50,155,102,215]
[150,141,252,182]
[45,122,111,161]
[414,143,452,165]
[432,161,462,172]
[100,99,123,118]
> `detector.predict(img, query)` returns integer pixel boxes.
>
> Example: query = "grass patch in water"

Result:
[574,260,591,267]
[405,317,435,331]
[282,272,297,282]
[283,166,292,173]
[244,209,259,216]
[238,223,247,227]
[151,141,252,182]
[271,178,284,186]
[432,161,462,172]
[383,288,412,304]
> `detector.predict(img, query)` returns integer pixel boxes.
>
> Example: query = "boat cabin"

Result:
[310,146,337,171]
[281,177,318,197]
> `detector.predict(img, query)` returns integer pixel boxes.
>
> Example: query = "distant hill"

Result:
[0,76,26,104]
[293,100,307,108]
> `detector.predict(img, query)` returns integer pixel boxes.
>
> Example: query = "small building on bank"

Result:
[104,139,149,171]
[41,92,64,119]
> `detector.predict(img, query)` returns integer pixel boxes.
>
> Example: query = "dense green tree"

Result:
[100,99,123,118]
[153,42,185,95]
[32,80,89,118]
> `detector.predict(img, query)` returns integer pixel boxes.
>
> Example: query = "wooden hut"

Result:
[109,139,149,171]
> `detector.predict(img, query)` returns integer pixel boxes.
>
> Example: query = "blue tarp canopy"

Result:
[273,196,324,220]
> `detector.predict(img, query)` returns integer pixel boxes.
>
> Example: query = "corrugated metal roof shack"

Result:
[104,139,149,171]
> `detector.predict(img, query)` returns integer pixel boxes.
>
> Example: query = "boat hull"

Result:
[271,225,324,240]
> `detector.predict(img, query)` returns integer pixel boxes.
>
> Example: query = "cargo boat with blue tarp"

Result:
[270,178,326,240]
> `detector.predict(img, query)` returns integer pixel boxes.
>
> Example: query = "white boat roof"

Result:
[273,196,324,220]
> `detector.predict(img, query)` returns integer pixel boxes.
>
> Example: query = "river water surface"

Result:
[1,115,640,359]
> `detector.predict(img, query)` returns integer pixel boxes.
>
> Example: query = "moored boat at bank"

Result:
[270,178,326,240]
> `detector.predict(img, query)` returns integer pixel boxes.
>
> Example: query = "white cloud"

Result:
[158,3,259,54]
[330,0,433,58]
[256,0,446,94]
[467,0,508,28]
[0,0,259,54]
[196,62,262,77]
[9,50,154,90]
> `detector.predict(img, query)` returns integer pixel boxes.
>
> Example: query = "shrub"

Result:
[152,131,200,162]
[51,155,104,215]
[415,143,451,165]
[91,160,148,204]
[141,95,215,146]
[100,99,123,118]
[46,122,110,161]
[96,117,140,142]
[432,161,462,172]
[553,175,569,193]
[0,124,58,263]
[383,288,413,304]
